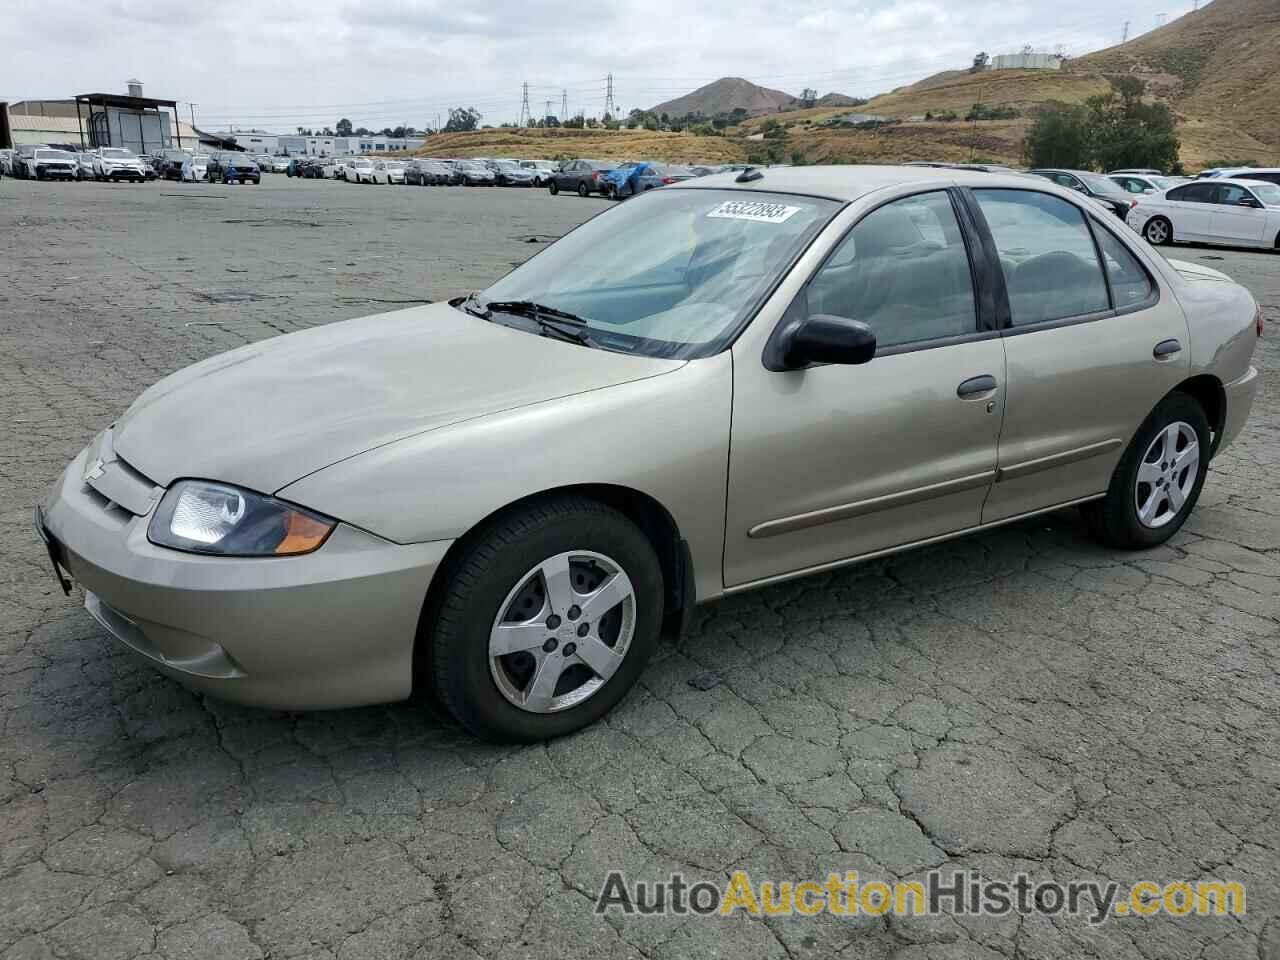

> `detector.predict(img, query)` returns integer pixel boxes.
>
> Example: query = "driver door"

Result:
[724,190,1005,587]
[1210,184,1268,244]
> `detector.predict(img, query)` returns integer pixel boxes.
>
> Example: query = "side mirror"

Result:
[1238,196,1263,209]
[780,314,877,369]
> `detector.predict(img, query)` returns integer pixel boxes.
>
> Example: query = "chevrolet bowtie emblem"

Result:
[84,458,106,482]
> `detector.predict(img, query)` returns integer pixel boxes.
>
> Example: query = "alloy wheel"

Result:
[1145,219,1170,245]
[488,550,635,713]
[1135,421,1199,529]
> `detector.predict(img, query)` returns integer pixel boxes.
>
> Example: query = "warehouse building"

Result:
[0,82,218,151]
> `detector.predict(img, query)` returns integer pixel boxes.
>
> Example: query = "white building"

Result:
[219,132,427,156]
[991,52,1063,71]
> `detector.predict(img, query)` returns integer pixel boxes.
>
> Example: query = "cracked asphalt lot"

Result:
[2,178,1278,959]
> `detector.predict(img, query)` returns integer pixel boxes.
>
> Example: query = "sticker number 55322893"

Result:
[705,200,801,224]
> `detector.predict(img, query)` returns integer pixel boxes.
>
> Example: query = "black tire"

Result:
[1144,216,1172,246]
[1083,392,1210,549]
[577,181,590,198]
[548,180,559,195]
[427,496,664,742]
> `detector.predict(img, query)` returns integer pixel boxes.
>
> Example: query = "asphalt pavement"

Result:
[1,175,1278,960]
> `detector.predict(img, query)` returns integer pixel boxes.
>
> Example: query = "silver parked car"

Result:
[38,167,1262,741]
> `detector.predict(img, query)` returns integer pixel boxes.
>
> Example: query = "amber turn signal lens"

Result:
[274,510,335,555]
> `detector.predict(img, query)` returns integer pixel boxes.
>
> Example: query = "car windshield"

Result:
[1250,183,1280,206]
[354,159,372,168]
[1148,176,1175,190]
[1079,173,1122,195]
[37,150,74,161]
[459,161,485,170]
[385,161,405,170]
[477,189,841,359]
[101,149,134,158]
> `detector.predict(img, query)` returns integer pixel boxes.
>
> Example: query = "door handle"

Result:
[1153,339,1181,359]
[957,375,998,398]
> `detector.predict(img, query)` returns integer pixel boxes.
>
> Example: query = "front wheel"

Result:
[548,180,559,195]
[1083,392,1209,549]
[577,181,590,198]
[427,496,664,742]
[1144,216,1172,246]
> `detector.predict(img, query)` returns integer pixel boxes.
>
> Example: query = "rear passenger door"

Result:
[1163,183,1216,240]
[967,188,1189,523]
[724,189,1006,587]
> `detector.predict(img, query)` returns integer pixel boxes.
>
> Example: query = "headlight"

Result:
[148,480,335,556]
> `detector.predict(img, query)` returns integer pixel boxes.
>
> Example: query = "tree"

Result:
[336,118,353,137]
[444,107,481,132]
[1085,78,1181,173]
[800,88,818,108]
[354,127,371,136]
[1022,100,1092,168]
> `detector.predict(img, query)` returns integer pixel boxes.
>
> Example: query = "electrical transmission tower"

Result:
[545,100,553,123]
[1121,20,1130,42]
[562,90,568,121]
[519,82,531,127]
[605,73,616,118]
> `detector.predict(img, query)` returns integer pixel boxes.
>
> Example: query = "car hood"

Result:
[112,301,683,493]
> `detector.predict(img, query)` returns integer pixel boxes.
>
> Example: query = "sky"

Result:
[1,0,1195,132]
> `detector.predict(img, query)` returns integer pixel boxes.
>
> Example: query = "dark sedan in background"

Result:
[488,159,537,186]
[207,153,261,185]
[451,160,495,186]
[548,159,613,197]
[1029,169,1138,218]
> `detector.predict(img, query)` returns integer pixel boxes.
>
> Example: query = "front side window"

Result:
[478,189,841,359]
[804,191,977,349]
[1215,184,1258,206]
[974,189,1109,326]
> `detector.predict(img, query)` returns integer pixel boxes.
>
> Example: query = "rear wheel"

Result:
[548,180,559,195]
[428,496,664,742]
[1144,216,1172,246]
[577,181,590,198]
[1083,392,1209,549]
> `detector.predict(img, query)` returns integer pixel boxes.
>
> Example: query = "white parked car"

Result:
[381,160,406,184]
[93,147,148,182]
[1127,178,1280,251]
[182,155,210,182]
[0,148,15,176]
[348,158,378,184]
[75,150,98,181]
[1213,167,1280,188]
[520,159,558,186]
[1109,173,1185,196]
[270,156,291,174]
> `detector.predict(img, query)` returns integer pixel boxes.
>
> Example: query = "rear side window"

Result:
[1168,183,1215,203]
[805,191,977,349]
[1093,225,1154,310]
[973,189,1109,326]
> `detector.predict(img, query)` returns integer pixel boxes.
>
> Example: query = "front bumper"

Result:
[40,441,452,710]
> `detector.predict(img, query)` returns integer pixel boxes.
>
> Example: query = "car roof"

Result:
[670,164,1053,202]
[1219,167,1280,175]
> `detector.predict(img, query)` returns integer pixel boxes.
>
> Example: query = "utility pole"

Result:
[1121,20,1130,42]
[545,99,552,124]
[519,82,531,127]
[188,103,197,131]
[970,82,986,162]
[1154,12,1168,27]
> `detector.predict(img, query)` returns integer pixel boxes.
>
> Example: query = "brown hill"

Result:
[737,0,1278,169]
[651,77,796,118]
[411,127,747,164]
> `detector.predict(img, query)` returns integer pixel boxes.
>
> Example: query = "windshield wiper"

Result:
[482,300,601,348]
[459,291,491,319]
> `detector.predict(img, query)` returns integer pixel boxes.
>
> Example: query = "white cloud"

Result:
[0,0,1186,129]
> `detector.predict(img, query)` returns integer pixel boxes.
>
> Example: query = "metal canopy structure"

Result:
[73,92,182,152]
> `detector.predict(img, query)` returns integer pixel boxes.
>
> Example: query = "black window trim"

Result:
[957,185,1159,337]
[761,186,997,368]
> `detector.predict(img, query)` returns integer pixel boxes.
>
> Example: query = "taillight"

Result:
[1256,303,1265,338]
[591,171,601,180]
[661,176,675,184]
